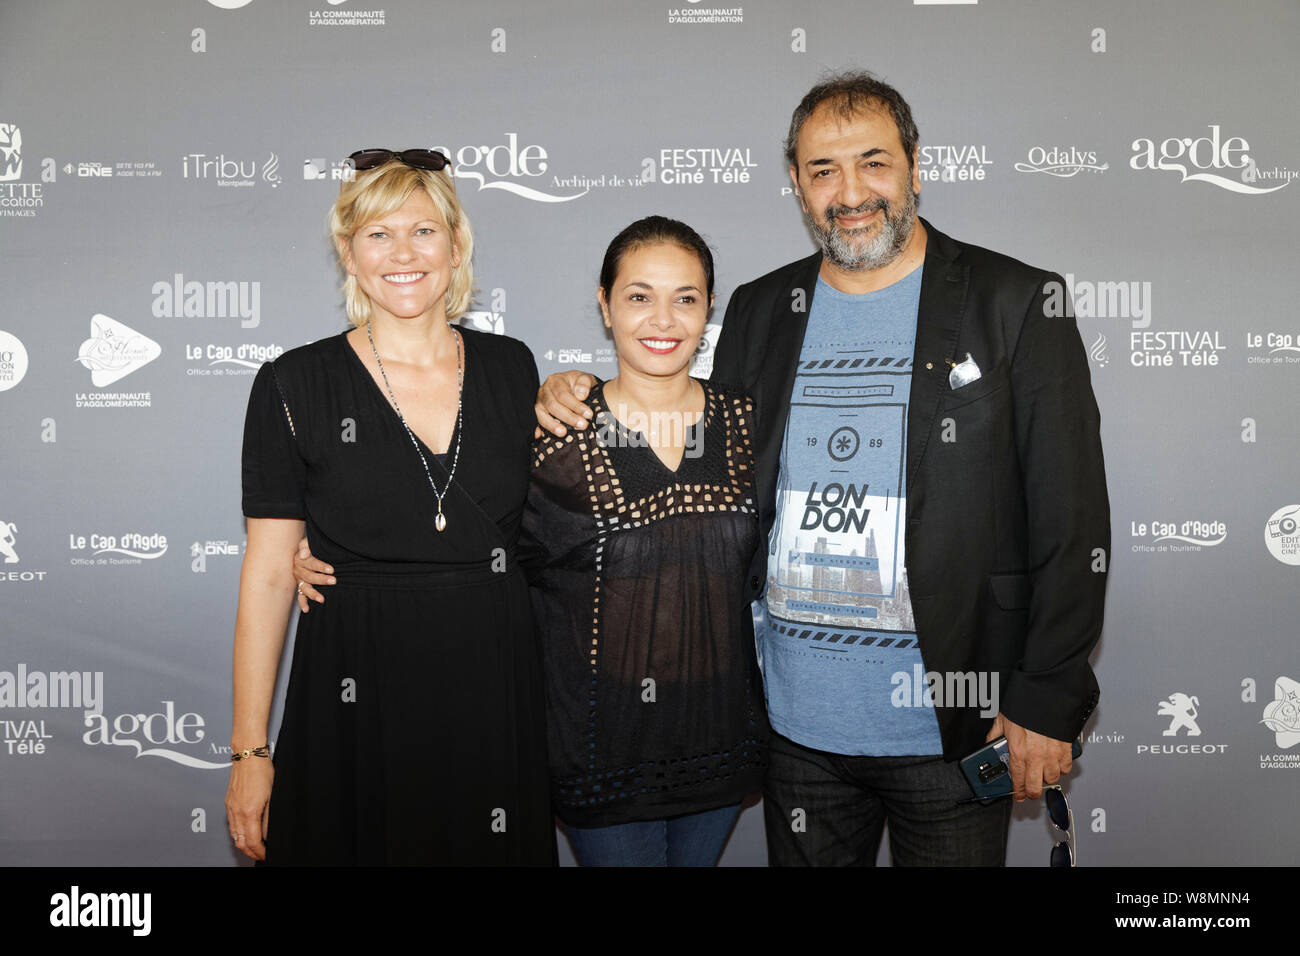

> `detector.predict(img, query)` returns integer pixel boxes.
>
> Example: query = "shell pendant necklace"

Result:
[367,322,463,533]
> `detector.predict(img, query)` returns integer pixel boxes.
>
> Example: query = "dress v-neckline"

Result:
[594,379,711,478]
[341,329,466,466]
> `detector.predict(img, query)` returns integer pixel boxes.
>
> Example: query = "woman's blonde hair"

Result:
[329,161,475,326]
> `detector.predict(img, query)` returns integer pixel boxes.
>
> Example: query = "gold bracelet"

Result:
[230,744,271,762]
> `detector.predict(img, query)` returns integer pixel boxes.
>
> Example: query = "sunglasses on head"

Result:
[345,148,452,173]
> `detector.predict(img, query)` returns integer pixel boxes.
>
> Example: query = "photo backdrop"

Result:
[2,0,1298,866]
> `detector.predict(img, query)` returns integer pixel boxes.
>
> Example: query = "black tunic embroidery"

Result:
[524,379,770,828]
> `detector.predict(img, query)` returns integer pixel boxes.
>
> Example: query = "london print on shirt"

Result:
[757,269,941,755]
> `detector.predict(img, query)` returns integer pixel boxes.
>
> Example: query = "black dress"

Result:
[522,379,770,829]
[241,328,555,865]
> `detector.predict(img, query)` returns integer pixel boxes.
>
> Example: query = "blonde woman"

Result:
[295,216,772,866]
[226,150,553,866]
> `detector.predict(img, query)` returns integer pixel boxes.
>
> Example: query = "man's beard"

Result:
[805,187,917,272]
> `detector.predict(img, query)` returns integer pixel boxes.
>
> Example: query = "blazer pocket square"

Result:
[948,352,982,389]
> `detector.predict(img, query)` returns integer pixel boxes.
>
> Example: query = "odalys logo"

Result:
[83,700,229,770]
[1014,145,1107,178]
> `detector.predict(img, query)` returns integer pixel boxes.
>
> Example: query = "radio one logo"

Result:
[191,539,242,573]
[61,161,112,178]
[1130,125,1289,194]
[76,314,160,388]
[63,158,159,179]
[0,330,29,391]
[544,347,593,365]
[181,152,280,188]
[1264,505,1300,565]
[1015,146,1107,178]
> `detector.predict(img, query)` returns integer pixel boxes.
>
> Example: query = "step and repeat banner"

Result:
[2,0,1297,867]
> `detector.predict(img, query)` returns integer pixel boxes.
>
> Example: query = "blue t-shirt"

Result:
[754,266,943,756]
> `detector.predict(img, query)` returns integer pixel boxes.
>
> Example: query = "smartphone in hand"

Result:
[959,735,1083,803]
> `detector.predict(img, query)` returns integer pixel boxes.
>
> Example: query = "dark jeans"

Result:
[566,802,742,867]
[763,732,1011,866]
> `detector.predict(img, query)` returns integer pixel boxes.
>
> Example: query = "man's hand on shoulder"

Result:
[534,370,598,439]
[985,712,1074,802]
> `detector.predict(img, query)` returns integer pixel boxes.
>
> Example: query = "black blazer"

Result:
[711,218,1109,760]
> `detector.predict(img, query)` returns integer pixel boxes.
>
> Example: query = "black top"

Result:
[243,328,536,570]
[522,378,770,827]
[239,327,555,865]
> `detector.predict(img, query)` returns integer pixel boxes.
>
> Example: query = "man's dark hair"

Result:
[783,70,920,174]
[598,215,715,298]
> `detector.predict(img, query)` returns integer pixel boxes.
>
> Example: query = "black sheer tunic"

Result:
[523,379,769,828]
